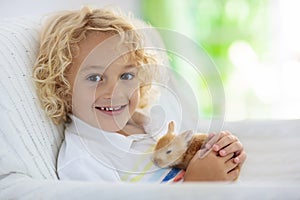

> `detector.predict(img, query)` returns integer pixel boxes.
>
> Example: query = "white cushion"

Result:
[0,17,64,180]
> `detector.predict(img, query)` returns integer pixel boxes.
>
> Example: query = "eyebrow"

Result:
[79,65,105,73]
[80,64,137,73]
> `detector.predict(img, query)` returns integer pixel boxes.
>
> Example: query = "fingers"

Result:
[227,167,240,181]
[234,150,247,165]
[212,131,237,151]
[203,132,219,149]
[221,153,240,181]
[219,140,243,157]
[224,153,239,174]
[212,131,245,159]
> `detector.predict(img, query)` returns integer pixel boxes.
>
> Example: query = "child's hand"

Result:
[183,150,239,182]
[211,131,247,167]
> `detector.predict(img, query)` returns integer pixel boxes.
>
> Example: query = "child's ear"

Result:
[179,130,194,143]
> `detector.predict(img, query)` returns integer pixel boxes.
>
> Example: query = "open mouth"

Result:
[95,105,126,115]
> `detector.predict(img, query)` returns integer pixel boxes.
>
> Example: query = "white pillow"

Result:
[0,17,64,180]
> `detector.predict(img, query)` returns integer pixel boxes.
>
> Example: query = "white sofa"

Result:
[0,17,300,200]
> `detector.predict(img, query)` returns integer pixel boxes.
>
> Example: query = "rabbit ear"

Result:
[167,121,175,134]
[180,130,194,143]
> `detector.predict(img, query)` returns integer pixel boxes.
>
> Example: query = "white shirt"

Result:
[57,115,184,183]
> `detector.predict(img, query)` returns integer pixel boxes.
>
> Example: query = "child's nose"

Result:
[99,79,118,99]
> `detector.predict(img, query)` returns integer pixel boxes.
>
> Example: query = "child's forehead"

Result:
[80,31,138,52]
[78,32,114,54]
[78,31,140,68]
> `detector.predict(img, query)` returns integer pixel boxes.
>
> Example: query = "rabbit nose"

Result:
[152,158,162,166]
[152,158,157,165]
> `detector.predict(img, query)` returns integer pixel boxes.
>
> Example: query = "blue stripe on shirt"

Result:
[161,168,181,183]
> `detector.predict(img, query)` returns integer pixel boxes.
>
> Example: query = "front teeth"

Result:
[99,106,122,111]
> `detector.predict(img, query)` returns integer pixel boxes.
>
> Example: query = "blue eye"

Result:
[120,73,135,80]
[87,74,103,82]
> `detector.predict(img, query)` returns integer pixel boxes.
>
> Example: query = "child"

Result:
[33,6,246,183]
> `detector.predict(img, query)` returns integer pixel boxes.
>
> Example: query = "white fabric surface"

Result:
[0,17,64,180]
[0,17,300,200]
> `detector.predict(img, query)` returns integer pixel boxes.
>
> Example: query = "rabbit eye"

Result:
[166,150,172,154]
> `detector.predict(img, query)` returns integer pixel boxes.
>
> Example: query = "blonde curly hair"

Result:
[33,6,159,125]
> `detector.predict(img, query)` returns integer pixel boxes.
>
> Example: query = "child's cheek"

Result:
[129,87,140,110]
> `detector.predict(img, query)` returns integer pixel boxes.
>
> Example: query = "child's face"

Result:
[67,32,140,132]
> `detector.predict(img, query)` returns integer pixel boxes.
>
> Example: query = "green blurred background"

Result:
[140,0,271,119]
